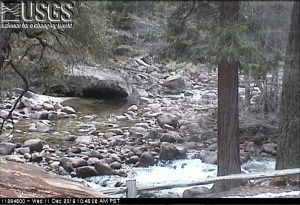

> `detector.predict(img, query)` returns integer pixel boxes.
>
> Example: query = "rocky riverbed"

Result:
[0,57,283,197]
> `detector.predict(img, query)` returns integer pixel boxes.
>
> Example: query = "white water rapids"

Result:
[85,158,277,197]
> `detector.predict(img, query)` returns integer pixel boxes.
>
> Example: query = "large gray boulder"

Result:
[46,66,132,99]
[76,166,99,178]
[183,187,210,198]
[157,113,178,128]
[159,143,187,161]
[23,139,43,152]
[163,75,185,91]
[0,142,16,155]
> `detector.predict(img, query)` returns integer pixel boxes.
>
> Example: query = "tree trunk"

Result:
[276,1,300,170]
[214,1,241,191]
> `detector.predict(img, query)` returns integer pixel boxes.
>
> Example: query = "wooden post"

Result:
[126,179,137,198]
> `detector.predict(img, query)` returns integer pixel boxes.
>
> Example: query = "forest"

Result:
[0,0,299,200]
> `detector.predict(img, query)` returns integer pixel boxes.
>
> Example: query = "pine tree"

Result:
[276,1,300,170]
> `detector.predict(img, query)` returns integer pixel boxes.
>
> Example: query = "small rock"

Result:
[144,130,160,140]
[0,110,9,118]
[23,153,31,159]
[43,103,54,111]
[71,157,87,168]
[35,122,51,133]
[87,157,100,166]
[31,152,43,162]
[76,136,92,144]
[128,105,138,112]
[61,106,76,114]
[48,111,59,120]
[29,111,49,119]
[54,102,63,110]
[129,126,147,134]
[0,142,16,155]
[69,147,81,154]
[207,143,217,151]
[76,166,99,178]
[50,161,60,169]
[16,147,30,155]
[6,155,25,163]
[107,128,123,135]
[23,139,43,152]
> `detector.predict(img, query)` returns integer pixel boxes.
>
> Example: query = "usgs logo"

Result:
[1,1,74,29]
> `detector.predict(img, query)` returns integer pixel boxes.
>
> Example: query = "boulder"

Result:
[71,157,87,168]
[160,131,183,143]
[128,155,140,164]
[183,187,210,198]
[197,150,217,164]
[31,153,43,162]
[0,110,9,118]
[35,122,51,133]
[46,66,132,99]
[0,142,16,155]
[76,166,99,178]
[110,161,122,169]
[129,126,147,135]
[138,152,155,167]
[60,157,74,172]
[43,103,54,111]
[163,75,185,90]
[23,139,43,152]
[157,113,178,128]
[262,143,277,155]
[159,143,187,161]
[29,111,49,120]
[5,155,25,163]
[61,106,76,114]
[94,162,113,175]
[76,136,92,144]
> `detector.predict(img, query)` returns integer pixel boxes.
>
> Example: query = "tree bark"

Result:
[276,1,300,170]
[213,1,241,191]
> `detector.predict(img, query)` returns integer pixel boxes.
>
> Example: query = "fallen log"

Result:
[137,168,300,192]
[102,168,300,195]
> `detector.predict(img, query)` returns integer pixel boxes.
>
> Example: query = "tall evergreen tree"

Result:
[214,1,241,191]
[276,1,300,170]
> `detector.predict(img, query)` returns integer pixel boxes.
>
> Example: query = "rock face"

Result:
[0,143,16,155]
[46,66,132,99]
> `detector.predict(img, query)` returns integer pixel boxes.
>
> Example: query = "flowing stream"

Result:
[85,158,276,197]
